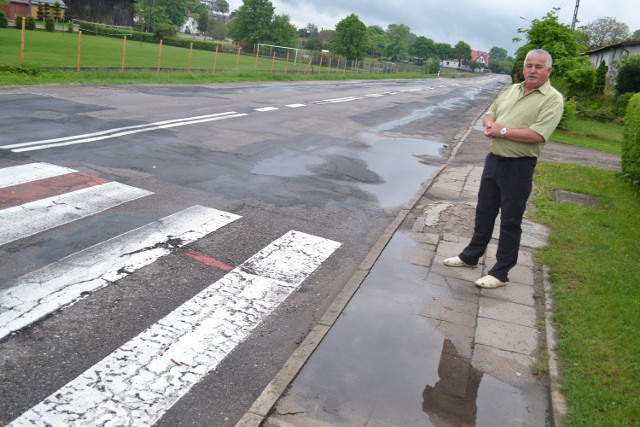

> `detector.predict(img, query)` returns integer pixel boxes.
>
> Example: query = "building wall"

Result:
[2,3,30,20]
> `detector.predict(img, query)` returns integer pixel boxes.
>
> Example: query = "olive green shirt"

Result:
[487,80,564,158]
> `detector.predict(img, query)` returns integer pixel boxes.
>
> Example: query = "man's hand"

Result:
[483,118,502,138]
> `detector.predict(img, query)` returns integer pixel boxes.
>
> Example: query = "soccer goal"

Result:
[257,43,299,64]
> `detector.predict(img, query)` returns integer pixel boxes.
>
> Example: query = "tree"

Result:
[384,34,405,60]
[134,0,204,33]
[595,60,607,94]
[386,23,415,59]
[452,40,472,62]
[580,17,630,50]
[513,8,591,89]
[212,0,229,13]
[305,23,318,37]
[633,29,640,40]
[210,19,228,40]
[367,25,386,58]
[230,0,275,47]
[304,34,323,51]
[53,1,62,22]
[270,14,297,47]
[433,42,453,61]
[409,36,435,59]
[489,47,508,62]
[329,14,369,60]
[196,11,210,38]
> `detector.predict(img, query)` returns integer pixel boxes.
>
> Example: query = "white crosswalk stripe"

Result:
[0,205,241,341]
[0,181,153,246]
[0,163,76,188]
[8,231,341,426]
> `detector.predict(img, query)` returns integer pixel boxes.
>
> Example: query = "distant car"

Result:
[382,62,396,73]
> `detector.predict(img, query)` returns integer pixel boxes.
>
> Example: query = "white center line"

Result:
[4,112,247,153]
[254,107,279,112]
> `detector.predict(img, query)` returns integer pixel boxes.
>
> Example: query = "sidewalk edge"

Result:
[544,265,567,426]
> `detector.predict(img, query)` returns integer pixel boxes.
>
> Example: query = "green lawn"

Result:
[551,118,624,155]
[0,27,432,84]
[532,122,638,425]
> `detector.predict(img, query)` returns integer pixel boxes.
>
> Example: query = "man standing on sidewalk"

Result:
[444,49,563,289]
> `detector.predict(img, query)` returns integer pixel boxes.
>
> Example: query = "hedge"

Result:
[76,21,224,53]
[622,92,640,192]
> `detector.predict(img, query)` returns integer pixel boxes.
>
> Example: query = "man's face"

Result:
[523,54,552,90]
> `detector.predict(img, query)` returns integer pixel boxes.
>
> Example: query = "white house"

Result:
[582,40,640,77]
[180,11,197,33]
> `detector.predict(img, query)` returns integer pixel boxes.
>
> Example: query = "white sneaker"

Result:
[475,275,508,289]
[443,256,476,267]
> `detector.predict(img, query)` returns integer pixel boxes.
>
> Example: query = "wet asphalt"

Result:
[236,115,570,426]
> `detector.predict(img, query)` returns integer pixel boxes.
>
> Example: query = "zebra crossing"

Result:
[0,162,341,426]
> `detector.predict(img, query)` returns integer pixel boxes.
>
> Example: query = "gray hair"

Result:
[525,49,553,68]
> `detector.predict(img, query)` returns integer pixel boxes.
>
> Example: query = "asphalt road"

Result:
[0,75,508,426]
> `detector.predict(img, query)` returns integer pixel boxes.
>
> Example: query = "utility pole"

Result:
[571,0,580,30]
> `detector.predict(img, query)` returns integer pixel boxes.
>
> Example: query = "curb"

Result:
[544,265,567,426]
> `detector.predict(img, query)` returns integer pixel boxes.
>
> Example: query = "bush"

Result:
[614,92,635,118]
[67,21,73,32]
[14,15,22,29]
[45,17,55,32]
[558,97,578,130]
[25,16,36,30]
[616,56,640,94]
[622,93,640,191]
[0,12,8,28]
[595,60,607,94]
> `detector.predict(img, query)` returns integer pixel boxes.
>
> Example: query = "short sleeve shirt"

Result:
[487,80,564,158]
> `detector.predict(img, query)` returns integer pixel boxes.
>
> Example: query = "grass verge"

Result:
[551,118,623,155]
[531,161,639,426]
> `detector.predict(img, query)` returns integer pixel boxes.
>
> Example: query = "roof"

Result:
[10,0,66,6]
[582,40,640,55]
[471,50,489,62]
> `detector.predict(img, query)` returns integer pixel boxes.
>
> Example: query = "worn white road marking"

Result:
[254,107,279,112]
[4,112,247,152]
[285,104,306,108]
[0,181,153,246]
[0,205,241,340]
[314,96,362,104]
[8,231,341,427]
[0,163,77,189]
[365,93,386,98]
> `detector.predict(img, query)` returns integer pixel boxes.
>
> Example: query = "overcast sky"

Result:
[227,0,640,56]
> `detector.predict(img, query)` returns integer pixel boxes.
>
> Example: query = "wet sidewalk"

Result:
[237,118,563,426]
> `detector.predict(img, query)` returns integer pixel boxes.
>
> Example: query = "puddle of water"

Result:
[358,133,440,208]
[251,135,441,209]
[252,152,323,178]
[278,232,546,426]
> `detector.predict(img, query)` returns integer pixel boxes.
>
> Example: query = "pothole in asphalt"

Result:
[551,190,597,208]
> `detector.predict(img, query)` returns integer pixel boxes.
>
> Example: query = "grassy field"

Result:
[532,122,638,426]
[0,27,433,85]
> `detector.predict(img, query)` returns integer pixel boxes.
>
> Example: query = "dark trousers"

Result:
[458,153,537,281]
